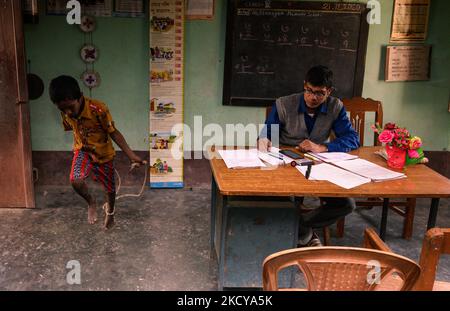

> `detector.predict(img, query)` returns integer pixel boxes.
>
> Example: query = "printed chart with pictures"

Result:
[150,97,182,124]
[149,0,184,188]
[149,152,184,187]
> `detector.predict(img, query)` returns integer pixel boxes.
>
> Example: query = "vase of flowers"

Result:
[385,144,406,169]
[371,122,428,169]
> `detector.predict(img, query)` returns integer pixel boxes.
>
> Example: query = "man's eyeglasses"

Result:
[304,88,327,98]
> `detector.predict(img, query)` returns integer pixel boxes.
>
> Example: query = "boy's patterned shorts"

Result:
[70,150,116,193]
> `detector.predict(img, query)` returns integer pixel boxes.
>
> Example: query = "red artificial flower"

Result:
[383,122,397,130]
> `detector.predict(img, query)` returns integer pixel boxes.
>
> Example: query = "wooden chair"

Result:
[364,227,450,291]
[262,245,421,291]
[340,97,416,240]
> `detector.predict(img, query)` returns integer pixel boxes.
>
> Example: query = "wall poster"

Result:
[149,0,184,188]
[390,0,430,42]
[385,45,431,82]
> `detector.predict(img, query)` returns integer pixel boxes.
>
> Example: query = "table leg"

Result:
[380,198,389,240]
[210,175,217,258]
[218,196,229,291]
[427,198,440,230]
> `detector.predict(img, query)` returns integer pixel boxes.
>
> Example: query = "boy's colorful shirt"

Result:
[61,97,116,163]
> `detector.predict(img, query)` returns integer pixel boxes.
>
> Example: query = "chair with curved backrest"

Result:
[338,97,416,240]
[262,246,421,291]
[364,227,450,291]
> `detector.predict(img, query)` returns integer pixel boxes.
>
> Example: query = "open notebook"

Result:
[296,163,371,189]
[296,153,406,189]
[333,158,406,182]
[307,152,358,163]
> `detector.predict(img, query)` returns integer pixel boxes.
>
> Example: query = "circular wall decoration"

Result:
[80,15,96,33]
[80,44,99,64]
[27,73,45,100]
[81,70,101,89]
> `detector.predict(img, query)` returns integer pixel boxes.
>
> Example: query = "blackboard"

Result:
[223,1,370,107]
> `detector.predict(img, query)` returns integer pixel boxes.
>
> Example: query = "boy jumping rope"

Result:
[49,75,145,230]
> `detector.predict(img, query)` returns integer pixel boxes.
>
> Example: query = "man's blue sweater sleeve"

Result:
[260,103,280,140]
[326,106,360,152]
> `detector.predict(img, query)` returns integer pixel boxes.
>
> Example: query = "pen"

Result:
[303,153,321,162]
[305,164,312,180]
[267,152,283,160]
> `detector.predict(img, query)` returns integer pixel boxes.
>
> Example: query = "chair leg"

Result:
[402,198,416,240]
[323,227,331,246]
[336,218,345,238]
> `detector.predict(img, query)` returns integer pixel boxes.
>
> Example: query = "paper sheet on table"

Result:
[333,158,406,182]
[296,163,371,189]
[296,166,316,181]
[309,152,359,163]
[218,149,266,169]
[257,151,284,166]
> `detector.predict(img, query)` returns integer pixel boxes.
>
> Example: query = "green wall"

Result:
[361,0,450,151]
[25,0,450,152]
[25,6,149,150]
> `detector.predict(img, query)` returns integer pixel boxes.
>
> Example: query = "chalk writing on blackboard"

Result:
[223,1,369,106]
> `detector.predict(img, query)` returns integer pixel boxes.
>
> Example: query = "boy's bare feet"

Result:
[88,200,97,224]
[104,214,115,230]
[103,203,115,230]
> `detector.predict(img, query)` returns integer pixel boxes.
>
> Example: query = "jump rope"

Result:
[102,160,149,216]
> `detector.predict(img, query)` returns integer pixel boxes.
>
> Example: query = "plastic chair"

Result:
[364,227,450,291]
[262,246,421,291]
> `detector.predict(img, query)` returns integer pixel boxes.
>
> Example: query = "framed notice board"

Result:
[385,45,431,82]
[223,1,370,107]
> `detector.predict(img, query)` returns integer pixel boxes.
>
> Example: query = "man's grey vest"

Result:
[275,92,343,146]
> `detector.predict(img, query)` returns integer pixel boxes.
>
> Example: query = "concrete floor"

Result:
[0,185,448,290]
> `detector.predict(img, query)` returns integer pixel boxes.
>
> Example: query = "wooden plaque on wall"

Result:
[185,0,214,20]
[390,0,430,43]
[385,45,431,82]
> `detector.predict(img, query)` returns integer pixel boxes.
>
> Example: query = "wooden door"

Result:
[0,0,35,208]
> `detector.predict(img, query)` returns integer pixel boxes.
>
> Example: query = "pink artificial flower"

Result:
[408,149,420,159]
[379,130,394,144]
[409,136,422,149]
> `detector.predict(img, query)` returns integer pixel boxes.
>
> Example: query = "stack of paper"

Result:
[333,158,406,182]
[217,149,266,169]
[309,152,359,163]
[258,147,296,165]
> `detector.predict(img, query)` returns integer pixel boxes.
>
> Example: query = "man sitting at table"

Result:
[258,65,360,247]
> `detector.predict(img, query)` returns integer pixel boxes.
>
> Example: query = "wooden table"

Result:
[209,146,450,289]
